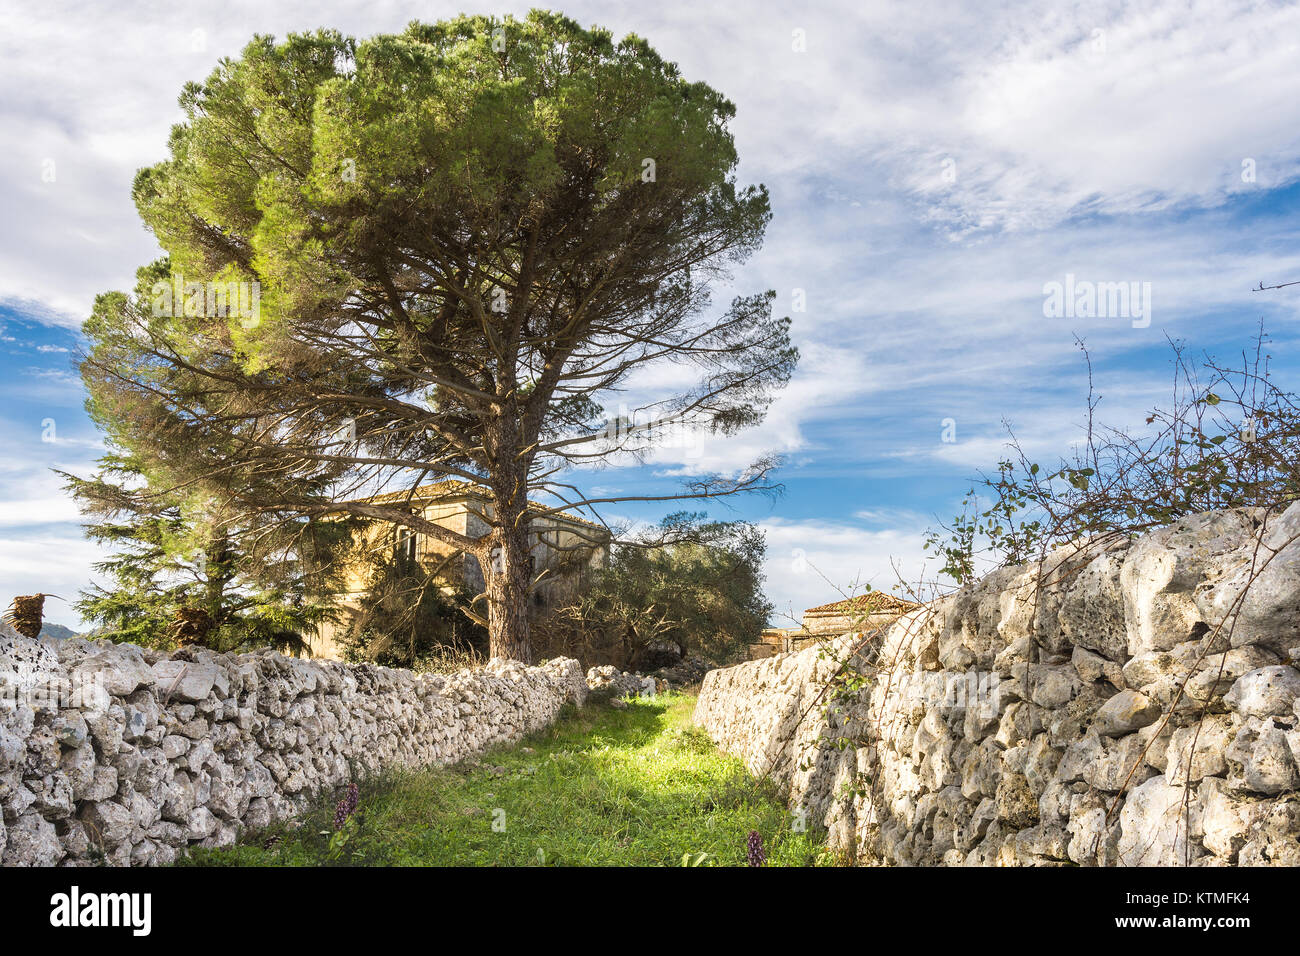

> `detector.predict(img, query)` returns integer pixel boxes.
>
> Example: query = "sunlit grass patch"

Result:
[180,692,832,867]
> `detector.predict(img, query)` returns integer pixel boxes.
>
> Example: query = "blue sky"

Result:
[4,0,1300,630]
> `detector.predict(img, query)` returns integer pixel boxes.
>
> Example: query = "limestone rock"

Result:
[150,660,222,704]
[1117,775,1200,866]
[1241,726,1300,794]
[1165,718,1232,785]
[1092,690,1162,737]
[1121,510,1259,658]
[1199,778,1267,861]
[994,772,1039,829]
[74,647,155,698]
[585,665,644,699]
[81,799,133,850]
[1058,545,1130,663]
[1,812,61,866]
[1071,646,1125,687]
[1225,666,1300,717]
[1204,501,1300,655]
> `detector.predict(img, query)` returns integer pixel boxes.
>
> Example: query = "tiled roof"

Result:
[804,593,922,616]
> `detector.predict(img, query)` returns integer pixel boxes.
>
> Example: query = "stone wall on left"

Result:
[0,625,586,866]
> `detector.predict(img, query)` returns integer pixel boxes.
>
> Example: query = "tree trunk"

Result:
[483,504,533,662]
[203,538,234,629]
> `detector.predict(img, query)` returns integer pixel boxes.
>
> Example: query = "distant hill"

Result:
[38,622,81,640]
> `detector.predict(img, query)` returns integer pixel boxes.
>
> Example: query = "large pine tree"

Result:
[80,12,796,662]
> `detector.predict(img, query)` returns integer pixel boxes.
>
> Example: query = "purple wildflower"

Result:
[333,782,359,830]
[746,830,766,867]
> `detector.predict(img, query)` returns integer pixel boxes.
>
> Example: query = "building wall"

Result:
[460,507,607,610]
[308,493,607,661]
[747,611,910,660]
[800,610,908,637]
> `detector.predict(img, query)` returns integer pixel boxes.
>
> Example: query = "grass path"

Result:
[181,692,833,867]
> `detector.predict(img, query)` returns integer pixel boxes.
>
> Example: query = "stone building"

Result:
[799,592,922,636]
[309,481,609,659]
[749,592,921,659]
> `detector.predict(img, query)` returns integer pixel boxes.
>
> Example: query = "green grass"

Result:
[179,692,834,867]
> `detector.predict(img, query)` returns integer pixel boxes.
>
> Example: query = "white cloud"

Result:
[709,0,1300,232]
[760,515,934,625]
[7,0,1300,317]
[0,495,81,528]
[0,435,101,530]
[0,532,106,630]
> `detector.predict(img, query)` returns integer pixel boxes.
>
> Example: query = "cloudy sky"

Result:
[4,0,1300,629]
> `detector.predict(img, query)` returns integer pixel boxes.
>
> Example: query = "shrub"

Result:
[533,517,772,668]
[926,332,1300,584]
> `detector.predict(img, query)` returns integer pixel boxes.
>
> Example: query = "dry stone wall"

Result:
[0,630,586,866]
[695,504,1300,865]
